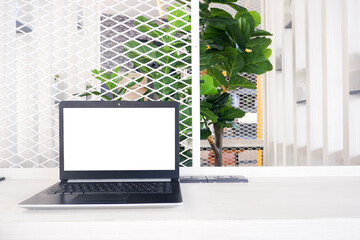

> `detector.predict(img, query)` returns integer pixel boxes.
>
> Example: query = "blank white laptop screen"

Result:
[63,108,175,171]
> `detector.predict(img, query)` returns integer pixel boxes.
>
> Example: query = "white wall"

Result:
[348,0,360,165]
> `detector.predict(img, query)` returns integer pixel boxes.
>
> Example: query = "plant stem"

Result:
[207,135,220,166]
[211,123,223,166]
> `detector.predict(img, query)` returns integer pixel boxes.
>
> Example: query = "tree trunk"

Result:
[207,123,224,166]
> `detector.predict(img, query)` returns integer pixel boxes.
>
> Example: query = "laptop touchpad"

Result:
[71,194,128,204]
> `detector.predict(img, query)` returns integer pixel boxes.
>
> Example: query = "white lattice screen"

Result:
[0,0,264,169]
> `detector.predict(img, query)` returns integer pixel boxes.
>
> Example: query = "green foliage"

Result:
[124,3,191,102]
[200,74,217,95]
[124,3,193,166]
[200,0,273,142]
[124,2,192,131]
[78,67,147,101]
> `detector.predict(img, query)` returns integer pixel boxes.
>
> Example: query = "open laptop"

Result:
[19,101,182,208]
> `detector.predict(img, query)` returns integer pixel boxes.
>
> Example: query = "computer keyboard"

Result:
[47,182,172,195]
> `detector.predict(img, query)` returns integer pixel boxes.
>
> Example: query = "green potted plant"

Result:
[199,0,273,166]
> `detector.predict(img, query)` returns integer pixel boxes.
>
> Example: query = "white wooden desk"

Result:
[1,176,360,240]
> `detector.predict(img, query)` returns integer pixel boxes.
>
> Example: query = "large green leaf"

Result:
[228,75,256,89]
[200,2,209,12]
[203,25,224,39]
[243,46,268,64]
[243,52,265,65]
[249,11,261,27]
[207,92,230,114]
[227,2,247,12]
[221,107,245,120]
[234,10,255,32]
[218,97,233,115]
[225,18,251,51]
[251,30,272,37]
[209,53,226,66]
[210,8,233,18]
[207,67,228,88]
[207,42,223,50]
[200,74,218,95]
[219,47,245,78]
[200,43,209,53]
[246,37,272,49]
[204,35,234,50]
[200,101,212,108]
[200,54,212,70]
[263,49,272,59]
[212,64,227,73]
[205,90,221,103]
[200,128,212,140]
[243,60,273,75]
[200,107,218,123]
[206,17,235,30]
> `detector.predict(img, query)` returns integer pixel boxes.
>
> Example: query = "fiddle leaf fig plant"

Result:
[200,0,273,166]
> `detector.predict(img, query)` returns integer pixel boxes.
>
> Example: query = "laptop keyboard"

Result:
[47,182,172,195]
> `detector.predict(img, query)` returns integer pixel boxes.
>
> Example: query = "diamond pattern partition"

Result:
[1,0,264,169]
[0,0,192,168]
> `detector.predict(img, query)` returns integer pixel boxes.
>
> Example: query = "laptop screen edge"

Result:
[59,101,180,180]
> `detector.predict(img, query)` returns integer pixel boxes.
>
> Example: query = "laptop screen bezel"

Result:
[59,101,180,180]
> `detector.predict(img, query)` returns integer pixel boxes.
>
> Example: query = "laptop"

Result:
[19,101,183,208]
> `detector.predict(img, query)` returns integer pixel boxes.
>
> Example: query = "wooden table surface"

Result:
[1,177,360,239]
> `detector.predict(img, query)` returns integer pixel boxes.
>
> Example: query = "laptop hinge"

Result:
[60,179,68,183]
[68,178,172,183]
[171,178,180,182]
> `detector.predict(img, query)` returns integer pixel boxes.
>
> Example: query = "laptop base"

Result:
[19,181,182,209]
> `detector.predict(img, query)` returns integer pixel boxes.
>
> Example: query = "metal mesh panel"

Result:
[0,0,192,168]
